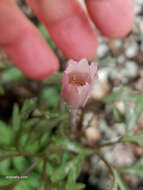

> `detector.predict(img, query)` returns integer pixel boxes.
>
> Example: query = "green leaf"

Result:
[111,181,118,190]
[46,162,56,177]
[119,158,143,178]
[134,96,143,121]
[12,99,37,150]
[50,163,69,183]
[0,121,14,146]
[0,159,10,176]
[102,88,142,104]
[26,173,40,188]
[2,67,26,83]
[43,72,63,84]
[12,104,21,131]
[52,136,92,155]
[68,155,85,182]
[49,182,67,190]
[14,180,32,190]
[21,98,37,121]
[103,89,143,134]
[51,155,85,183]
[24,118,59,146]
[126,96,143,133]
[23,139,39,153]
[0,151,19,162]
[23,118,39,133]
[102,88,128,103]
[66,181,85,190]
[40,110,68,120]
[65,156,85,190]
[12,157,27,173]
[121,134,143,146]
[124,104,131,133]
[112,168,130,190]
[0,178,10,186]
[112,105,123,122]
[38,23,56,49]
[40,87,60,109]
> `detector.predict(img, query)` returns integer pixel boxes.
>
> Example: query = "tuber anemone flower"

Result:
[62,59,97,109]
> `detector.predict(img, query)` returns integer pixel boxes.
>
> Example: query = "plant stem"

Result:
[42,159,47,181]
[93,149,112,173]
[19,151,45,158]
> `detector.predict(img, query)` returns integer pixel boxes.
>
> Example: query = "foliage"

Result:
[0,69,142,190]
[119,158,143,178]
[112,168,130,190]
[0,89,89,189]
[103,88,143,134]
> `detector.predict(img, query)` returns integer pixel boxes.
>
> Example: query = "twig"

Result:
[94,149,112,173]
[42,159,47,181]
[19,151,45,158]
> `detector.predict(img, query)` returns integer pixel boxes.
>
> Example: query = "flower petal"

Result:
[90,62,98,80]
[77,83,91,106]
[77,58,90,74]
[65,59,77,74]
[62,59,98,109]
[62,84,82,109]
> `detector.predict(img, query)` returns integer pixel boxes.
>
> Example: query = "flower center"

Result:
[69,74,87,86]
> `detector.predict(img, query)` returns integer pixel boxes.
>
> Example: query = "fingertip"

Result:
[27,0,98,61]
[3,29,59,80]
[86,0,135,38]
[0,0,59,80]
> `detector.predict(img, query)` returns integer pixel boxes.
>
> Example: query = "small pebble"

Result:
[97,44,109,58]
[125,42,139,58]
[91,80,111,100]
[85,126,100,144]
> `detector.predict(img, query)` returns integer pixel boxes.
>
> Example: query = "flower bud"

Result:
[62,59,97,109]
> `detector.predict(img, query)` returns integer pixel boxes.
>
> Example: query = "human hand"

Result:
[0,0,134,80]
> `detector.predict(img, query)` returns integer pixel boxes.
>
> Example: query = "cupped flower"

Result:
[62,59,97,109]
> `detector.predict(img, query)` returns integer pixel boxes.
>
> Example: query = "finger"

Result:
[85,0,134,38]
[0,0,59,80]
[26,0,98,61]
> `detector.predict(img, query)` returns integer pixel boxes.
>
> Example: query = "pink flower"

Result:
[62,59,97,109]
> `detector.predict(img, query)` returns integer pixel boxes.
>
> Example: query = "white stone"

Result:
[125,43,138,58]
[97,44,109,58]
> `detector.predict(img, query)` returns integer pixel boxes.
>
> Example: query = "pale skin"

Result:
[0,0,134,80]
